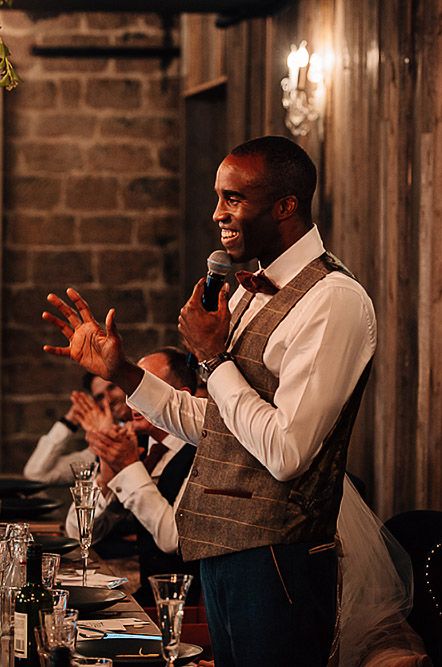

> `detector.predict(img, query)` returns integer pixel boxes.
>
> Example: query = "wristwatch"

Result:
[198,352,233,382]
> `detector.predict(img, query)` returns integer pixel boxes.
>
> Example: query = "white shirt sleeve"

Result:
[127,275,376,485]
[107,461,184,554]
[23,422,96,485]
[208,280,376,481]
[128,378,207,446]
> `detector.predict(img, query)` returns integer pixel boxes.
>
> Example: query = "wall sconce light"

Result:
[281,41,327,137]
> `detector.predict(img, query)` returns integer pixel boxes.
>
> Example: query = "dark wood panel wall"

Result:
[181,0,442,518]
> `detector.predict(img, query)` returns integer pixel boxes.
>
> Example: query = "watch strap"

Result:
[198,351,233,381]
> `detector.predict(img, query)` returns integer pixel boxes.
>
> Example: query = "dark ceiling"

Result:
[7,0,290,26]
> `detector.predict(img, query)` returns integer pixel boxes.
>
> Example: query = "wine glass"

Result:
[69,484,100,586]
[70,461,99,484]
[148,573,193,666]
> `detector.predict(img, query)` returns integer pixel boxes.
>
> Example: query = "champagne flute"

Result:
[70,461,99,484]
[69,484,100,586]
[148,573,193,666]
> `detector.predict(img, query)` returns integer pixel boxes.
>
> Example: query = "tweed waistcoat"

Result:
[176,253,372,561]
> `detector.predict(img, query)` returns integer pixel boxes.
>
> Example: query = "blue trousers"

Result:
[200,541,337,667]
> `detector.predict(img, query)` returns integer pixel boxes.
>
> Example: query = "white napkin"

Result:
[58,570,128,589]
[77,618,151,640]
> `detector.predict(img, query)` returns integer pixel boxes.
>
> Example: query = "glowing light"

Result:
[307,53,324,84]
[281,40,333,136]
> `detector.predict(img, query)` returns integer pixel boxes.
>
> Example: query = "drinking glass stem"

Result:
[82,549,88,586]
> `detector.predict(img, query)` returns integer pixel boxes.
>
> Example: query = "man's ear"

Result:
[273,195,298,220]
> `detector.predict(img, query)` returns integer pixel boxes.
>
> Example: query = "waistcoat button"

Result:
[192,468,198,477]
[201,429,207,438]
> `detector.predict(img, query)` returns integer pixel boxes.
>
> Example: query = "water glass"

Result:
[59,609,78,650]
[4,523,33,541]
[49,589,69,617]
[39,608,79,652]
[42,553,61,589]
[148,573,193,666]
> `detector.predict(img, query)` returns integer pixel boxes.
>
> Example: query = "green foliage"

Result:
[0,0,21,89]
[0,39,20,89]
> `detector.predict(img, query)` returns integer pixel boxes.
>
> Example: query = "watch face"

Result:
[198,362,210,383]
[198,353,231,383]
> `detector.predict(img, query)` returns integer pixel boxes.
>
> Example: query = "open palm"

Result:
[43,288,125,380]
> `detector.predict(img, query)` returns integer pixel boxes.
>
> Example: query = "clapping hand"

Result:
[70,391,114,433]
[87,423,139,475]
[43,288,143,395]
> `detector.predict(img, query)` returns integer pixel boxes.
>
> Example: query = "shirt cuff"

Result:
[108,461,155,503]
[126,370,172,420]
[50,421,73,440]
[207,360,248,411]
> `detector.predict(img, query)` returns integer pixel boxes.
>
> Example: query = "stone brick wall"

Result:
[0,10,181,472]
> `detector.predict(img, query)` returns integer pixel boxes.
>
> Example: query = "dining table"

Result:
[0,476,202,666]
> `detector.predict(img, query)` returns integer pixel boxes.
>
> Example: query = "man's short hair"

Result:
[230,135,317,210]
[82,371,95,393]
[154,346,198,396]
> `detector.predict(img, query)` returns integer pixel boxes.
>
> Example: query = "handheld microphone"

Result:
[202,250,232,311]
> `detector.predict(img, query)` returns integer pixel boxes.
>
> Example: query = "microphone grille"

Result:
[207,250,232,276]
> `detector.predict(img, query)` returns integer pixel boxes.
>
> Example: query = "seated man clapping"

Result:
[23,374,131,485]
[65,347,201,604]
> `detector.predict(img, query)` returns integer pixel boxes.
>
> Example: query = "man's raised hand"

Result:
[42,288,125,381]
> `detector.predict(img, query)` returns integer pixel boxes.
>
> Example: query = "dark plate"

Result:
[0,478,47,498]
[0,496,62,519]
[76,638,203,665]
[64,586,126,613]
[37,535,80,555]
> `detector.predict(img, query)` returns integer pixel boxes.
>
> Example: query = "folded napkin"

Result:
[77,618,157,639]
[58,570,128,589]
[77,618,149,639]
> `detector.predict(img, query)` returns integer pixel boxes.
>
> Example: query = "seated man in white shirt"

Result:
[65,347,201,605]
[23,373,132,485]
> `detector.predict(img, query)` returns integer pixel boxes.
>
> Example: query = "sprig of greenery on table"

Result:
[0,0,21,90]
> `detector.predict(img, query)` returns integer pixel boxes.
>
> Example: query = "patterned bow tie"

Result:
[235,270,279,295]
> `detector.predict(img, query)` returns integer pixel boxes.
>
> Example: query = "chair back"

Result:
[384,510,442,664]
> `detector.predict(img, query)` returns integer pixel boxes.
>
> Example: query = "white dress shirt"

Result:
[23,421,96,484]
[128,225,376,482]
[65,434,187,553]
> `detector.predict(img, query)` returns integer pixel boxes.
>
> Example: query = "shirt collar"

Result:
[258,224,325,289]
[160,433,186,453]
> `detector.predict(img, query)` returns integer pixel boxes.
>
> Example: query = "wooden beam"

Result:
[6,0,290,16]
[31,45,181,59]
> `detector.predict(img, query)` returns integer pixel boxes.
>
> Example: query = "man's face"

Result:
[130,353,172,435]
[213,153,281,266]
[90,377,131,422]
